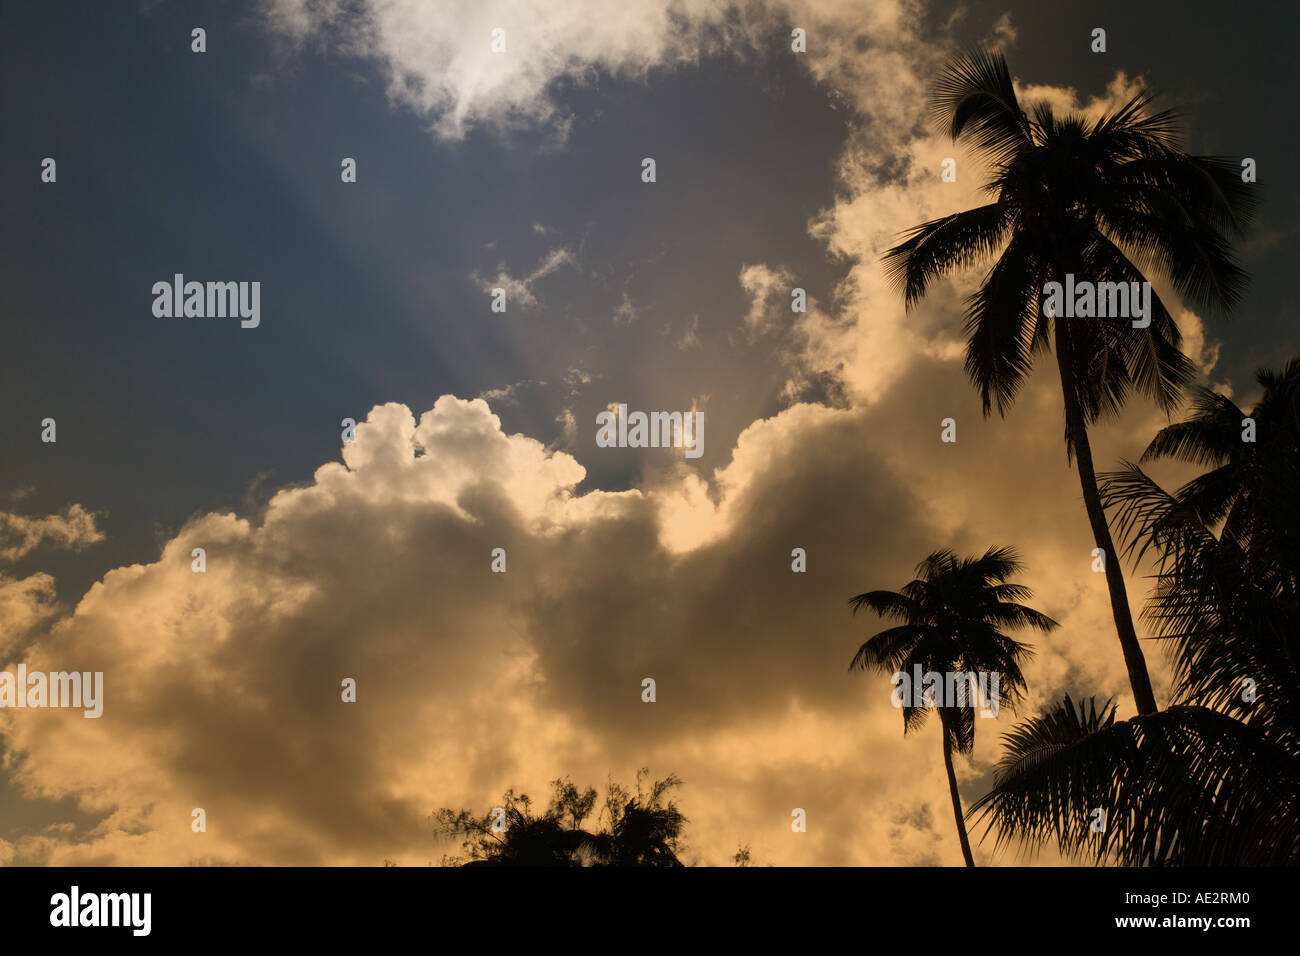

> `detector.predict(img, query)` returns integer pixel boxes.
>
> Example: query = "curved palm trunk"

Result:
[1054,319,1160,715]
[939,710,976,866]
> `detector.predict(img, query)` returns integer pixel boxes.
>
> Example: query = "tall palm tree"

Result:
[849,547,1058,865]
[882,50,1255,714]
[972,363,1300,865]
[1102,357,1300,744]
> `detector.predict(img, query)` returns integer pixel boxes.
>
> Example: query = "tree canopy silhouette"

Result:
[1102,356,1300,744]
[433,770,687,867]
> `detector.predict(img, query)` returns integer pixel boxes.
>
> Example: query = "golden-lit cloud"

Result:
[0,503,104,563]
[1,363,1185,867]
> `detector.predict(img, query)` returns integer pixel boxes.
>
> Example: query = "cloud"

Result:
[562,365,592,396]
[473,247,576,309]
[612,290,640,327]
[1,352,1162,867]
[255,0,939,144]
[478,379,546,405]
[0,572,60,659]
[551,408,579,451]
[0,504,104,563]
[258,0,735,140]
[988,11,1017,49]
[666,313,701,350]
[738,263,796,338]
[2,391,1021,865]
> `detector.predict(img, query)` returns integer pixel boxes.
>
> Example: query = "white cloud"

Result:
[259,0,733,140]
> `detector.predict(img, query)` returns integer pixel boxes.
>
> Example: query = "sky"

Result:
[0,0,1297,866]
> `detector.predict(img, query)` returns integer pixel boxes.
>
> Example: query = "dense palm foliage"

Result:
[1103,358,1300,744]
[971,359,1300,865]
[849,547,1058,865]
[970,695,1300,865]
[882,49,1256,715]
[434,772,687,867]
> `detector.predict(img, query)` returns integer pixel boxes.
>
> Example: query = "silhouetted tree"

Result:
[882,49,1255,715]
[433,771,687,867]
[579,772,686,867]
[970,694,1300,865]
[972,364,1300,864]
[849,547,1057,865]
[1102,357,1300,744]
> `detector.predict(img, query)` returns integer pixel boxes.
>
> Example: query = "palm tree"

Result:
[882,50,1255,715]
[972,364,1300,865]
[849,547,1058,865]
[1101,357,1300,744]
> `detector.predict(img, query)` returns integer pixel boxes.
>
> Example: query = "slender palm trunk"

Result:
[940,711,975,866]
[1054,319,1160,715]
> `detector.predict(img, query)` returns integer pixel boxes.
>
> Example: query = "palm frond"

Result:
[970,696,1300,865]
[931,49,1032,164]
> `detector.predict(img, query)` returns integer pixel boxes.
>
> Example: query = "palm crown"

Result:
[884,49,1255,423]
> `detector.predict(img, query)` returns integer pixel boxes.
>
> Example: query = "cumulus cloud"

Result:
[988,11,1017,49]
[0,361,1160,867]
[0,391,1045,866]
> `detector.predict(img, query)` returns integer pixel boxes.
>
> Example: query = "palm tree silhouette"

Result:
[1102,357,1300,743]
[849,547,1058,865]
[969,693,1300,865]
[971,361,1300,864]
[882,50,1255,715]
